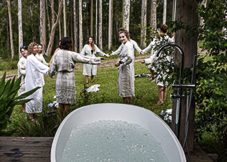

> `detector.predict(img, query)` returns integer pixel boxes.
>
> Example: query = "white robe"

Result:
[117,41,135,97]
[17,56,27,95]
[80,44,106,76]
[25,54,49,113]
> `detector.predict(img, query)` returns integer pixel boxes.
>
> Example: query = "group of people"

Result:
[17,24,174,121]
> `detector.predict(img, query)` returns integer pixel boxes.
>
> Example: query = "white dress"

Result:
[25,54,49,113]
[17,56,27,95]
[80,44,106,76]
[113,41,135,97]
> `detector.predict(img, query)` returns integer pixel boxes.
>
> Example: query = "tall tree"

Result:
[79,0,83,51]
[108,0,113,50]
[6,0,15,59]
[46,0,63,56]
[163,0,167,24]
[73,0,78,52]
[140,0,147,47]
[123,0,130,31]
[63,0,67,36]
[95,0,98,43]
[40,0,46,50]
[150,0,157,29]
[98,0,103,49]
[173,0,198,152]
[172,0,177,21]
[18,0,23,55]
[90,0,94,36]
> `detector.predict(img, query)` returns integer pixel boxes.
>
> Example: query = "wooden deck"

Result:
[0,137,216,162]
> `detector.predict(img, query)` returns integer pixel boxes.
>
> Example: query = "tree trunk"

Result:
[122,0,130,31]
[150,0,157,30]
[50,0,55,27]
[173,0,198,152]
[73,0,78,52]
[140,0,147,48]
[40,0,46,51]
[18,0,23,56]
[108,0,113,50]
[172,0,177,21]
[163,0,167,24]
[95,0,98,43]
[6,0,15,59]
[46,0,51,34]
[63,0,67,36]
[90,0,94,36]
[79,0,83,51]
[46,0,63,56]
[98,0,103,49]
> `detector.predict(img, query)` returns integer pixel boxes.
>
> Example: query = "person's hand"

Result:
[89,57,101,65]
[115,62,120,67]
[140,50,144,55]
[141,60,145,64]
[105,54,110,57]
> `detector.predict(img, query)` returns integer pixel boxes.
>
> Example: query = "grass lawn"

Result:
[1,58,172,136]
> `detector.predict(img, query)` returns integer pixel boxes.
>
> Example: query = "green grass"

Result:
[1,59,172,136]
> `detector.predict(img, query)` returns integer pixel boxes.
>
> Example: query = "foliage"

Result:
[0,58,18,70]
[0,72,40,132]
[195,0,227,156]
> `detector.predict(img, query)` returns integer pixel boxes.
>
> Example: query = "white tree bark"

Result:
[123,0,130,31]
[6,0,15,59]
[98,0,103,49]
[108,0,113,50]
[63,0,67,36]
[46,0,63,56]
[40,0,46,51]
[90,0,94,36]
[79,0,83,51]
[150,0,157,29]
[140,0,147,47]
[95,0,98,43]
[50,0,55,27]
[73,0,78,52]
[18,0,23,55]
[172,0,177,21]
[163,0,167,24]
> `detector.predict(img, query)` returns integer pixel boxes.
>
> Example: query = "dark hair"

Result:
[160,24,168,33]
[87,36,95,51]
[118,29,130,40]
[20,45,27,52]
[60,37,72,50]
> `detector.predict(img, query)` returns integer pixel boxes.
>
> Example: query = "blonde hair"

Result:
[27,42,38,55]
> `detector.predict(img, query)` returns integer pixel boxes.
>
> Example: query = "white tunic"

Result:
[25,54,49,113]
[111,39,142,56]
[80,44,106,76]
[17,56,27,95]
[117,41,135,97]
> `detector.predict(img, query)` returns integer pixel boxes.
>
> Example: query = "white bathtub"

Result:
[51,103,186,162]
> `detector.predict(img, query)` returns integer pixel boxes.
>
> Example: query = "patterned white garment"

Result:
[17,56,27,95]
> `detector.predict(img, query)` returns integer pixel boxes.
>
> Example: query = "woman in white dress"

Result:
[49,37,101,119]
[80,36,109,85]
[25,42,49,121]
[113,30,135,104]
[17,46,28,112]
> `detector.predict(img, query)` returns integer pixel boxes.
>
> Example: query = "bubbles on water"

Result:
[61,120,169,162]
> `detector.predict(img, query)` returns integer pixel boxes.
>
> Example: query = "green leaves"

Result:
[0,72,40,131]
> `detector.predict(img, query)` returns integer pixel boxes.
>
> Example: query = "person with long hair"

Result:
[49,37,100,119]
[113,30,135,104]
[80,36,109,86]
[25,42,49,121]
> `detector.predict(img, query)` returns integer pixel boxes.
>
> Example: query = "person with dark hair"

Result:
[111,28,142,55]
[17,46,28,112]
[113,30,135,104]
[141,24,174,105]
[80,36,109,85]
[25,42,49,121]
[49,37,101,119]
